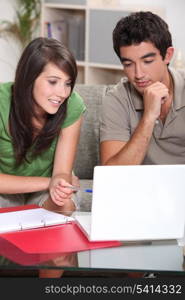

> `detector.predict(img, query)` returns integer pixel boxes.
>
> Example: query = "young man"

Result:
[100,11,185,165]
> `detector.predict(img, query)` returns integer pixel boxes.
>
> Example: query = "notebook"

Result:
[0,205,121,255]
[75,165,185,241]
[0,207,74,234]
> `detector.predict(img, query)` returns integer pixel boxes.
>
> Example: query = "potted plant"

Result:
[0,0,41,49]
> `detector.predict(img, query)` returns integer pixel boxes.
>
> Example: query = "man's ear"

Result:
[164,47,174,64]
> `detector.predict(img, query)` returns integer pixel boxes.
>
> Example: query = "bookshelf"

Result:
[41,0,127,84]
[41,0,164,84]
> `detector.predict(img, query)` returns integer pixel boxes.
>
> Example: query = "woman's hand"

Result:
[49,174,80,208]
[71,174,80,189]
[49,177,73,207]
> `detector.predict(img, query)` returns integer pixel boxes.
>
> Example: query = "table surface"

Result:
[0,239,184,274]
[0,207,184,274]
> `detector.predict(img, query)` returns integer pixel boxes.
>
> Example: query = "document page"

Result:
[0,208,74,233]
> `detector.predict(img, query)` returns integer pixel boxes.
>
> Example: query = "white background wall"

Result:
[121,0,185,64]
[0,0,21,82]
[0,0,185,82]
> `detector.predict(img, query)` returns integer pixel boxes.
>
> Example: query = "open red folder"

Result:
[0,236,63,266]
[0,205,121,260]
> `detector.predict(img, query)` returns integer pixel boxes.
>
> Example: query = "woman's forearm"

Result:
[0,174,50,194]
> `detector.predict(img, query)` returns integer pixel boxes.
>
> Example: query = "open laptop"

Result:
[75,165,185,241]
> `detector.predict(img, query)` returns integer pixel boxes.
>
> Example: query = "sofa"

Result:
[73,84,113,211]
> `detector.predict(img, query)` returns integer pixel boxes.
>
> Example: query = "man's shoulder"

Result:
[173,67,185,77]
[170,67,185,84]
[106,77,131,100]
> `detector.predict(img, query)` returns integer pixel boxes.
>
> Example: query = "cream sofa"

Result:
[74,84,113,211]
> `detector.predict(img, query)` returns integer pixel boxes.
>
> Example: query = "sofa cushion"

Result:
[77,179,93,211]
[74,84,107,179]
[73,84,115,210]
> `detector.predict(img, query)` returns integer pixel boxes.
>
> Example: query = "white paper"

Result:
[0,208,74,233]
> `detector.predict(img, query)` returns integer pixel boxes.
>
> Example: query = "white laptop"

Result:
[75,165,185,241]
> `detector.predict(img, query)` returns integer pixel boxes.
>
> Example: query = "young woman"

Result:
[0,37,86,213]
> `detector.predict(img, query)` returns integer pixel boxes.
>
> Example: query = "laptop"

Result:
[75,165,185,241]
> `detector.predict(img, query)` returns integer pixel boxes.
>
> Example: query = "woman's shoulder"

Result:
[0,82,13,94]
[0,82,13,106]
[0,82,13,122]
[62,91,86,129]
[68,91,85,106]
[67,90,86,113]
[0,82,13,130]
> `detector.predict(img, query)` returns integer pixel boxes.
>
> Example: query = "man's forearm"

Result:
[0,174,50,194]
[106,117,155,165]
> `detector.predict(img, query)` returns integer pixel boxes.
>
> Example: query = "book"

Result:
[45,13,85,61]
[0,205,121,256]
[67,15,85,61]
[45,22,52,38]
[45,19,68,46]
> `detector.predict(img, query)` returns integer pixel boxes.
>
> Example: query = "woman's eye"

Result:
[48,80,57,85]
[123,63,132,68]
[65,82,72,87]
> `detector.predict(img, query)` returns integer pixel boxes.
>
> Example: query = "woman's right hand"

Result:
[49,176,74,207]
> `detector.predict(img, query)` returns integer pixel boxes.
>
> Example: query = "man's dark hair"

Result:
[9,37,77,165]
[113,11,172,60]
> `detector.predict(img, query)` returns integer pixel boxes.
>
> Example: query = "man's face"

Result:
[119,41,172,95]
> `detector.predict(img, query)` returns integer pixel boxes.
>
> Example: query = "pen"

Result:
[84,189,93,193]
[63,186,93,193]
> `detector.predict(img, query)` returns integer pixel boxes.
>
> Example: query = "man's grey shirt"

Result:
[100,67,185,164]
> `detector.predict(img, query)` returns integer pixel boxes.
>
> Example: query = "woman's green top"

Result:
[0,82,86,177]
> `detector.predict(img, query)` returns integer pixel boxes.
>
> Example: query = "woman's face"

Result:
[32,62,72,117]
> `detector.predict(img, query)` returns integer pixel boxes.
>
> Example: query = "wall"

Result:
[120,0,185,65]
[0,0,21,82]
[0,0,185,82]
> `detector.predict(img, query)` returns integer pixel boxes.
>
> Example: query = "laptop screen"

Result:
[89,165,185,241]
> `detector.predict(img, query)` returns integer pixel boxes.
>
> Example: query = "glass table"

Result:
[0,208,184,276]
[0,238,184,276]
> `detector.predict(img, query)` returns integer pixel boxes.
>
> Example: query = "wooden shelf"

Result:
[41,0,130,84]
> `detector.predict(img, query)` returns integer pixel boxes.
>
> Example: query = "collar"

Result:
[169,67,185,110]
[129,67,185,111]
[130,83,144,110]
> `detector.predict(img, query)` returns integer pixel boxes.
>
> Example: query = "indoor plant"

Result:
[0,0,41,49]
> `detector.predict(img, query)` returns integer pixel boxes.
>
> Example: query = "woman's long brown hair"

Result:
[9,37,77,165]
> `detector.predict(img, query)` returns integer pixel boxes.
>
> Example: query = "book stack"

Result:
[45,14,85,61]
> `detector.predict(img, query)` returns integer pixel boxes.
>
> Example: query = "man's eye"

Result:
[144,60,154,64]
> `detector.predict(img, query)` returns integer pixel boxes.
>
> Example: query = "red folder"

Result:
[0,236,62,265]
[0,205,121,261]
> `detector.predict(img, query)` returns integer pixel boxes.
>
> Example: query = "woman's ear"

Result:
[164,47,174,64]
